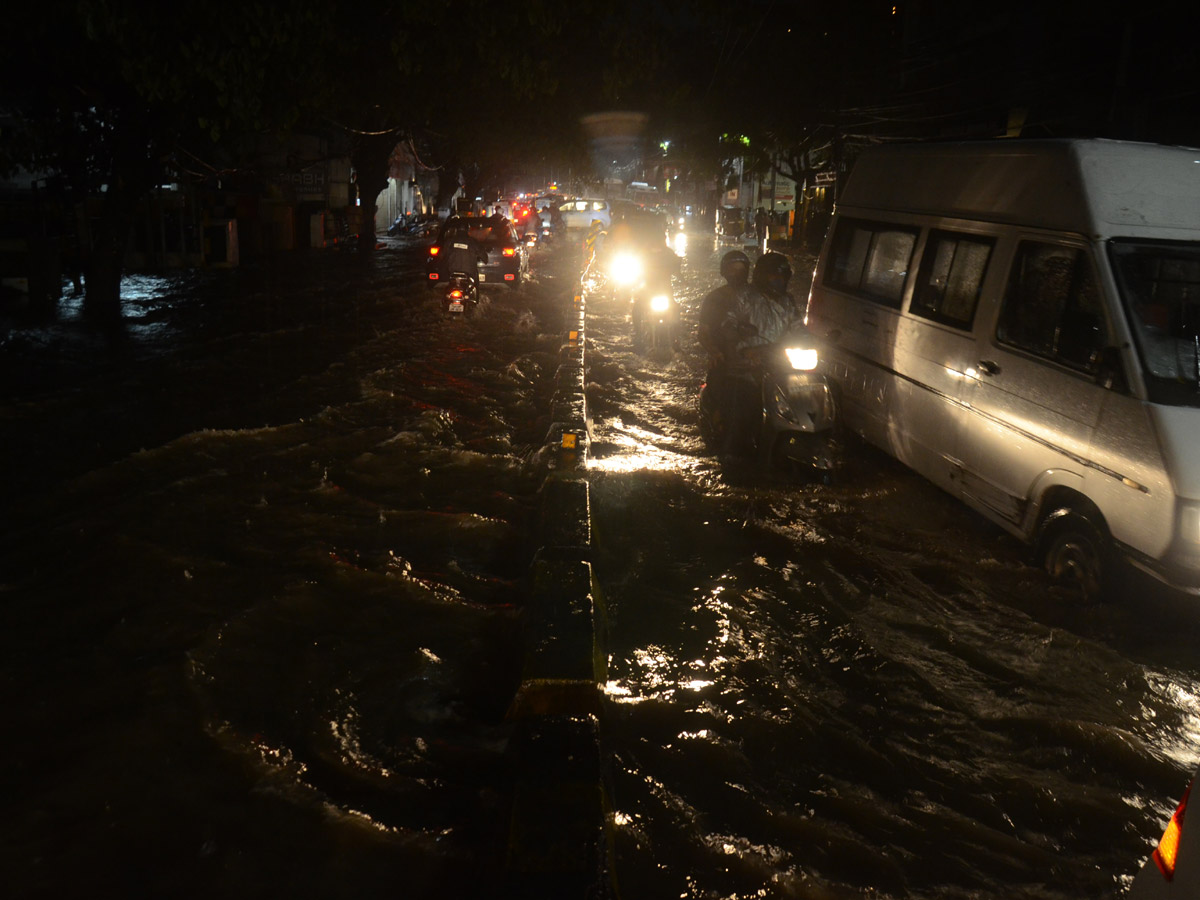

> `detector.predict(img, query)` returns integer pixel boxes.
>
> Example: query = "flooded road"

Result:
[2,231,1198,898]
[584,233,1200,898]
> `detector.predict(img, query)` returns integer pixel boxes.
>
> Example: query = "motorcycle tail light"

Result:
[450,289,464,300]
[1154,781,1192,880]
[784,347,819,370]
[502,248,516,257]
[429,246,440,255]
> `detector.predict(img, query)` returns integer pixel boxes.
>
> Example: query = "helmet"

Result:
[720,250,751,285]
[752,251,792,294]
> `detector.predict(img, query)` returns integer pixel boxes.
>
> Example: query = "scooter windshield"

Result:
[1109,238,1200,407]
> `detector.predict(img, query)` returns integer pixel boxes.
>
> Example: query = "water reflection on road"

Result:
[584,233,1200,898]
[1,232,1198,898]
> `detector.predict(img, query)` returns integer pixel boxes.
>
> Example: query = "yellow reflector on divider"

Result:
[561,432,577,450]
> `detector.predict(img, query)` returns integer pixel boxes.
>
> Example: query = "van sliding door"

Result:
[960,238,1109,527]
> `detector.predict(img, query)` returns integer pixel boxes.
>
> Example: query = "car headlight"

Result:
[649,294,671,313]
[784,347,819,370]
[610,253,642,285]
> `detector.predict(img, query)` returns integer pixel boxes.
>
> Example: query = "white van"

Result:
[805,139,1200,596]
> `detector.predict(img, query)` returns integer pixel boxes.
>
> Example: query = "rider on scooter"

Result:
[699,250,792,456]
[751,251,802,322]
[698,250,752,368]
[441,218,487,285]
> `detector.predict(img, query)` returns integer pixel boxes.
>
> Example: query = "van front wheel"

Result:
[1036,509,1109,599]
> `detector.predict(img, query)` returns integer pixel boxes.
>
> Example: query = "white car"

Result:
[1128,766,1198,897]
[555,197,611,231]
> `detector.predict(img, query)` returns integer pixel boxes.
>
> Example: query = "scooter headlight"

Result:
[649,294,671,313]
[610,253,642,286]
[784,347,819,371]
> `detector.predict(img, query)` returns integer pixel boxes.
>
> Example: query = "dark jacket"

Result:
[442,232,485,279]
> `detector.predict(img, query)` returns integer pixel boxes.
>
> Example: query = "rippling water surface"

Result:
[581,237,1200,899]
[2,234,1197,898]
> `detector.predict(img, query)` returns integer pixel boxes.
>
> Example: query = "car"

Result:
[555,197,612,231]
[425,215,529,287]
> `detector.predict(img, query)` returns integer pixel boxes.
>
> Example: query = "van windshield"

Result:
[1108,238,1200,407]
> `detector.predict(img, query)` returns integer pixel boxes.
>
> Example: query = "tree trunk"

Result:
[82,189,138,322]
[351,132,400,253]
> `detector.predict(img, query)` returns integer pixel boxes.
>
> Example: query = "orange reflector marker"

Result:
[561,432,577,451]
[568,330,579,345]
[1155,782,1192,880]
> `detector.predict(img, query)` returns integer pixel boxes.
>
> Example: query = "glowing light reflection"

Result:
[1145,671,1200,769]
[587,420,688,473]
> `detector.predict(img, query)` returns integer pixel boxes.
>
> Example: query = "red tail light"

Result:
[504,273,515,281]
[1154,782,1192,881]
[502,248,516,257]
[428,272,438,280]
[429,246,440,256]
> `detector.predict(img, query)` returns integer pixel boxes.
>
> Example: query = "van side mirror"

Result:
[1092,345,1128,393]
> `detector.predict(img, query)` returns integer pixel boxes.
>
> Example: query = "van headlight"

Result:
[650,294,671,313]
[784,347,819,370]
[1168,501,1200,577]
[1180,503,1200,546]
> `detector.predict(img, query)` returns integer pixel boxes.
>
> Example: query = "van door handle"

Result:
[977,360,1000,376]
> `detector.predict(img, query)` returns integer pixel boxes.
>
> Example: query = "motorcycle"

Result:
[699,327,837,478]
[442,272,479,315]
[608,247,681,353]
[632,283,680,352]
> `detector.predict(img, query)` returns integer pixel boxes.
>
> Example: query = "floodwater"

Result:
[1,230,1197,898]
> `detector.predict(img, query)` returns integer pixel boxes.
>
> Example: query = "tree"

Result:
[0,0,335,320]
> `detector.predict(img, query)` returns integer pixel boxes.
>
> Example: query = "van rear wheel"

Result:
[1036,509,1109,599]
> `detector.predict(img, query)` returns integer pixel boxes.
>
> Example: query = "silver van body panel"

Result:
[837,139,1200,238]
[809,139,1200,592]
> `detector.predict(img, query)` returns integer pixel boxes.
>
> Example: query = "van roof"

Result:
[839,138,1200,239]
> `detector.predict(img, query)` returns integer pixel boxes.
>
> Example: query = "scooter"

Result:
[442,272,479,315]
[699,326,836,477]
[609,247,681,353]
[631,281,680,353]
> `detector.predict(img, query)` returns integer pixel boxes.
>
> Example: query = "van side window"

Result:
[826,218,917,308]
[997,241,1109,372]
[910,231,993,329]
